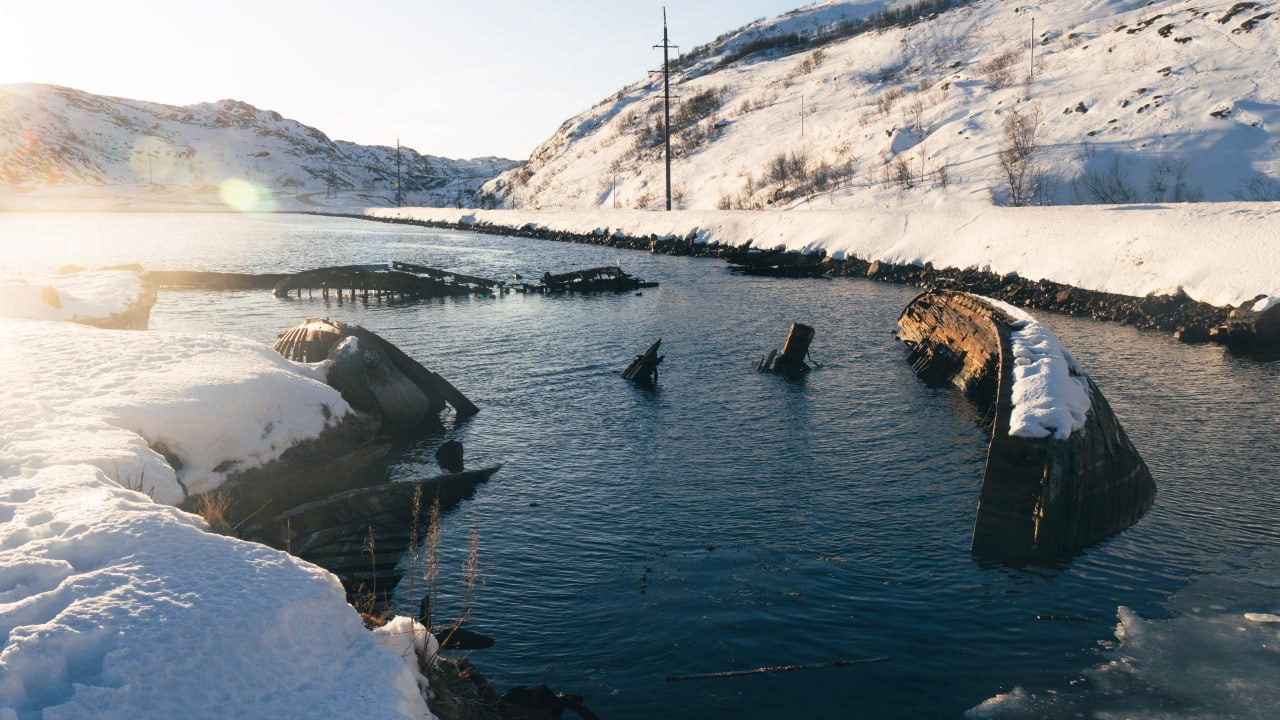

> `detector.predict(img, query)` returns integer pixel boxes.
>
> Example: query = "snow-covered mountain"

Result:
[480,0,1280,210]
[0,83,520,208]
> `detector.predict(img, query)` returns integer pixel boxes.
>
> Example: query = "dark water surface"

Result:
[5,212,1279,718]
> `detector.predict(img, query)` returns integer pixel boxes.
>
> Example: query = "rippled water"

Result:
[5,212,1278,718]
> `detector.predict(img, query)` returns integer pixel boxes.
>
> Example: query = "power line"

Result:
[653,7,678,211]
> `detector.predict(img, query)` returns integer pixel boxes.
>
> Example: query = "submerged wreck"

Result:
[521,265,657,294]
[274,317,479,426]
[182,318,493,603]
[272,262,502,300]
[896,290,1156,560]
[725,247,827,278]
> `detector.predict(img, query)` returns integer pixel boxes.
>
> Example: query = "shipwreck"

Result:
[181,318,494,604]
[896,290,1156,560]
[520,265,657,294]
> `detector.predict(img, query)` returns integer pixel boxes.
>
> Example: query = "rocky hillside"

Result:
[480,0,1280,210]
[0,83,520,207]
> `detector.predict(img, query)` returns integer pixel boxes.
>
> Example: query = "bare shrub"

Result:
[1076,155,1138,204]
[1232,172,1280,201]
[979,47,1022,89]
[876,87,906,116]
[194,490,234,535]
[903,97,926,132]
[1147,158,1204,203]
[996,107,1044,206]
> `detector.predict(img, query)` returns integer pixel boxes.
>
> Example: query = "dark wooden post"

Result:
[760,323,814,375]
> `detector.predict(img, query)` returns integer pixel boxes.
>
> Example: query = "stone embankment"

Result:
[348,212,1280,354]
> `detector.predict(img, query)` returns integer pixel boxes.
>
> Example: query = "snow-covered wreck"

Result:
[897,290,1157,559]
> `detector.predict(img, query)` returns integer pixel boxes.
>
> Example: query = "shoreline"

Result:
[330,210,1264,351]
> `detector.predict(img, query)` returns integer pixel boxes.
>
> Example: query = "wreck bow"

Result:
[896,290,1156,560]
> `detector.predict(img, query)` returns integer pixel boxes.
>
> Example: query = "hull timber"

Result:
[726,248,827,278]
[251,466,500,599]
[273,318,479,422]
[523,265,657,294]
[271,263,500,301]
[896,290,1156,560]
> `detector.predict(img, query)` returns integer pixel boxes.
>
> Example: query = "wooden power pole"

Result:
[395,138,403,206]
[654,8,676,211]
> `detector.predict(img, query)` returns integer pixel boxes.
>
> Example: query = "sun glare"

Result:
[218,178,275,213]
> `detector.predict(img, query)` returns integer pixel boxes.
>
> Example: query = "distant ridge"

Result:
[0,83,520,208]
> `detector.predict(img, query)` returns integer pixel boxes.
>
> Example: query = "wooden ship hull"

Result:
[251,466,500,600]
[725,248,827,278]
[272,263,501,301]
[896,290,1156,560]
[521,265,657,294]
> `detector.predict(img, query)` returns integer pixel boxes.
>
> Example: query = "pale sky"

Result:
[1,1,809,161]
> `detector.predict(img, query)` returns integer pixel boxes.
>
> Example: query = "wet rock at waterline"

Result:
[1210,295,1280,351]
[897,290,1156,560]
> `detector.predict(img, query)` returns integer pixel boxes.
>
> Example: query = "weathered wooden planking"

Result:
[623,339,664,385]
[273,318,478,420]
[896,290,1156,560]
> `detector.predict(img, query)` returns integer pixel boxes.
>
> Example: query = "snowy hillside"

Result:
[0,83,520,209]
[480,0,1280,210]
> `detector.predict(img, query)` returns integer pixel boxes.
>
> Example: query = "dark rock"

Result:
[1174,325,1212,343]
[436,440,465,472]
[500,684,599,720]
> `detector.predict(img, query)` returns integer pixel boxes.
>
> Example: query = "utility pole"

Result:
[395,138,403,206]
[801,97,806,139]
[1029,18,1035,83]
[653,8,676,211]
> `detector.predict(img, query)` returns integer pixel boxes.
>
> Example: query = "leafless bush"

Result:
[979,47,1022,89]
[888,155,915,190]
[1147,158,1204,203]
[785,49,827,82]
[903,97,926,132]
[1232,172,1280,201]
[876,87,906,116]
[997,107,1044,206]
[1076,155,1138,204]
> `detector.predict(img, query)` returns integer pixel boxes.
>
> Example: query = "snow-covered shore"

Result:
[0,273,434,718]
[365,204,1280,309]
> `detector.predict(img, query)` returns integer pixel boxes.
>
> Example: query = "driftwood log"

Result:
[896,290,1156,560]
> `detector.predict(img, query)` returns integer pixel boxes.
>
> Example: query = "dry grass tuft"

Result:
[194,490,234,535]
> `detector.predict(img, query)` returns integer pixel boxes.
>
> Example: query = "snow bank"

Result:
[0,270,148,324]
[979,297,1091,440]
[1,316,433,718]
[366,205,1280,308]
[1,318,349,504]
[0,466,431,719]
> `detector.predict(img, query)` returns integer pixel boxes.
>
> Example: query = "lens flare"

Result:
[218,178,275,213]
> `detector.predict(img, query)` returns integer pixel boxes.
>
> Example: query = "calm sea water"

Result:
[4,212,1278,718]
